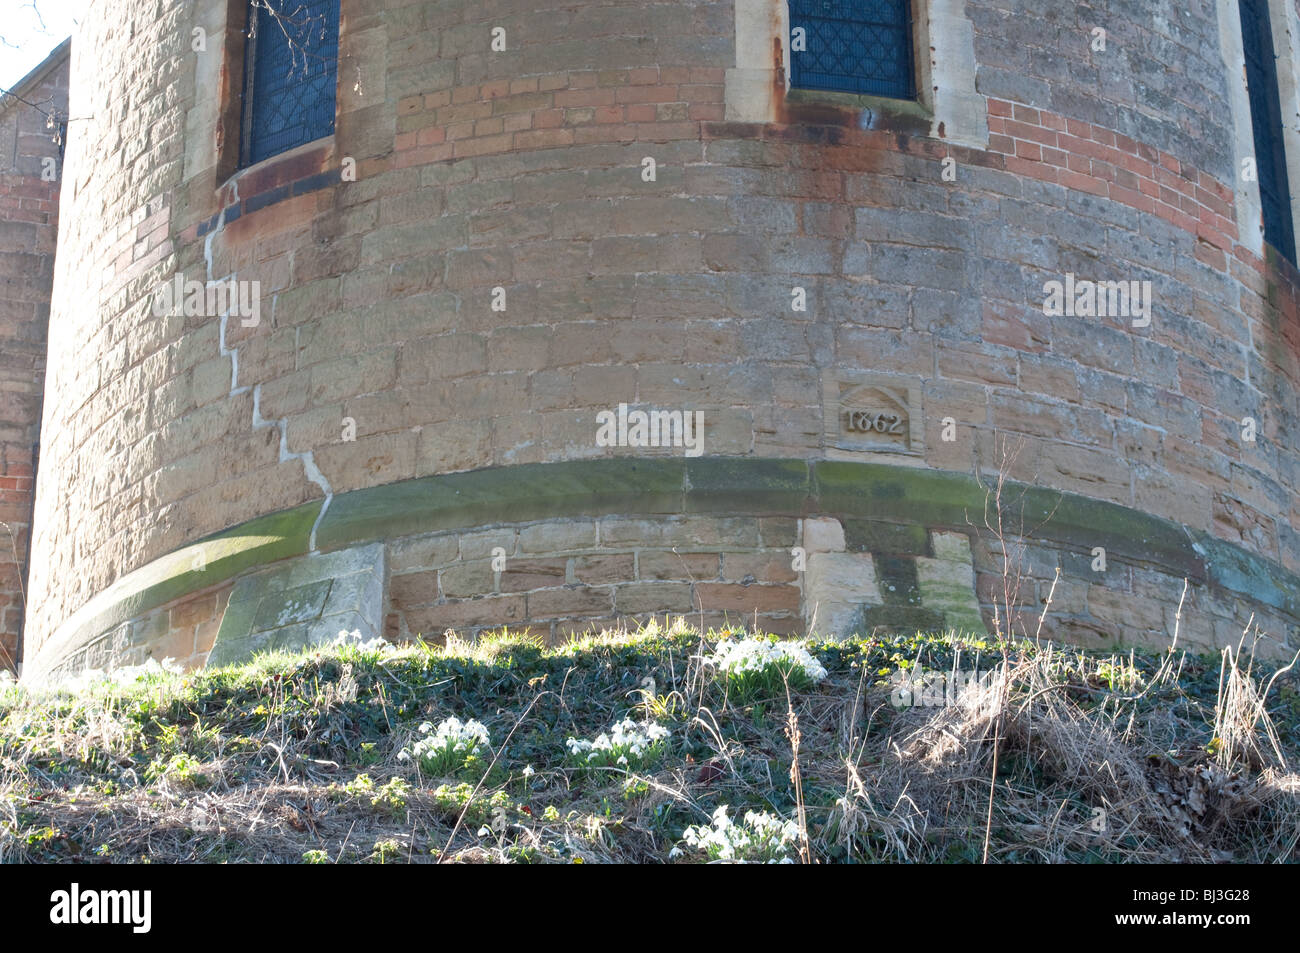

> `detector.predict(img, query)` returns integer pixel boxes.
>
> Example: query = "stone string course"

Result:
[88,506,1293,678]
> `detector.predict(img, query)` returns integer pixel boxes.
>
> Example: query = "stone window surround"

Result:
[725,0,988,149]
[1219,0,1300,262]
[190,0,349,213]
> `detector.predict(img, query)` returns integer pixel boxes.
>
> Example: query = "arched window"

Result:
[788,0,915,100]
[240,0,341,167]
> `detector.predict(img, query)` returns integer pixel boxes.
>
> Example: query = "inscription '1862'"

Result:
[824,375,921,456]
[845,411,905,435]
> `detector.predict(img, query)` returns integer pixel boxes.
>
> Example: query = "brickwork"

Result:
[18,1,1300,675]
[386,514,804,644]
[383,507,1290,657]
[392,66,726,165]
[984,98,1241,260]
[968,534,1300,657]
[37,582,232,683]
[0,42,68,672]
[968,0,1235,182]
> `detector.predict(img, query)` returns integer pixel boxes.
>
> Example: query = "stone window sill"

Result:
[784,88,933,137]
[199,137,337,237]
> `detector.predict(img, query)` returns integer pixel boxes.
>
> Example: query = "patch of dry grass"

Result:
[1,623,1296,863]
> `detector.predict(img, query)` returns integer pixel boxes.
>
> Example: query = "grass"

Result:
[0,621,1297,863]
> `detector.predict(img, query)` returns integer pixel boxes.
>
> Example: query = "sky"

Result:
[0,0,89,92]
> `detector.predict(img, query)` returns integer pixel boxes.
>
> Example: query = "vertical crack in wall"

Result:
[204,217,333,552]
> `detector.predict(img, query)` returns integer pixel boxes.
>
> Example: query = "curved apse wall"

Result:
[21,0,1300,680]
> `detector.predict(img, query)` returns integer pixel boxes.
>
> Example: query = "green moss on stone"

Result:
[843,520,931,555]
[316,459,687,551]
[29,501,320,682]
[684,457,811,514]
[32,456,1300,682]
[860,606,947,634]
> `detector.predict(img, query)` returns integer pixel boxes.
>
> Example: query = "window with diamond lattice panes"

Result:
[241,0,341,167]
[788,0,915,100]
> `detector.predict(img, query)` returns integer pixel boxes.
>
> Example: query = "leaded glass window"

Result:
[788,0,915,100]
[240,0,341,167]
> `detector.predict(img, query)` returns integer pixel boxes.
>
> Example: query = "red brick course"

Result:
[984,98,1240,257]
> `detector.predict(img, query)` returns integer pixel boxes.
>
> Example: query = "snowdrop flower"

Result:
[401,716,491,772]
[565,717,671,770]
[679,805,799,863]
[707,637,828,682]
[56,656,185,693]
[331,629,393,652]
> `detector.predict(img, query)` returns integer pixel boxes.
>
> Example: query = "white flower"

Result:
[331,629,393,652]
[522,765,535,778]
[707,637,827,683]
[565,716,671,768]
[401,715,491,771]
[679,805,798,863]
[55,656,185,693]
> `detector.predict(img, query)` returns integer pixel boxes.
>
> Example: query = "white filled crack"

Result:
[205,214,333,552]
